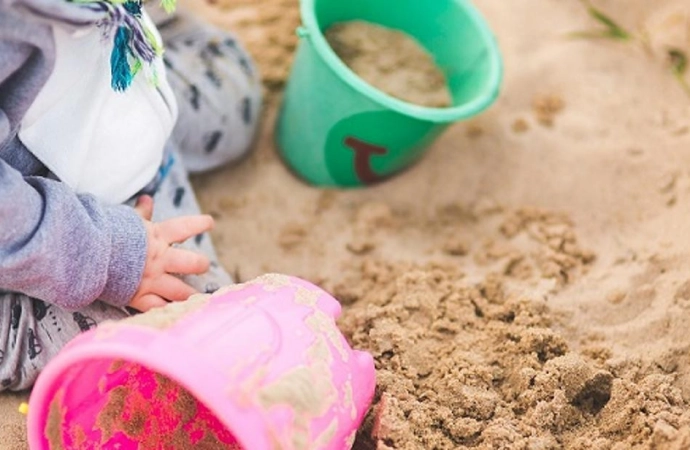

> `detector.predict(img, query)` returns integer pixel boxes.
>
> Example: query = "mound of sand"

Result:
[339,260,690,448]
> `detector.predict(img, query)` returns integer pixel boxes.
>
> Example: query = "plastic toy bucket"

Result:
[27,275,376,450]
[276,0,503,187]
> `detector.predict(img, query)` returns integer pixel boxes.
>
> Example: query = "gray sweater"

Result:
[0,0,148,310]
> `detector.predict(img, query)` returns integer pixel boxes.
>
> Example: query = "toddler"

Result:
[0,0,262,390]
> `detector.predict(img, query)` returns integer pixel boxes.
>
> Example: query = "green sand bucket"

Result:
[276,0,503,187]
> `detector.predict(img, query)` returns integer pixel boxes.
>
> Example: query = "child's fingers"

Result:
[164,248,210,275]
[151,274,198,302]
[129,293,167,312]
[158,215,214,244]
[134,195,154,220]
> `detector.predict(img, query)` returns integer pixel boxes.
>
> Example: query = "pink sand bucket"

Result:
[27,275,376,449]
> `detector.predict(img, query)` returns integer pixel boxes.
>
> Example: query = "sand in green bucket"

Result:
[325,21,453,109]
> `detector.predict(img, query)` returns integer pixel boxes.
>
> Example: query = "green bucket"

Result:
[276,0,503,187]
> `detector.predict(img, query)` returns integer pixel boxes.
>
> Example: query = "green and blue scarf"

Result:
[70,0,176,91]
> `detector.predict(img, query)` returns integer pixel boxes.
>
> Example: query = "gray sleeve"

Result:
[0,5,147,310]
[0,160,147,310]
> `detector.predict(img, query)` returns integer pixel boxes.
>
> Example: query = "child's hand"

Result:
[128,195,213,312]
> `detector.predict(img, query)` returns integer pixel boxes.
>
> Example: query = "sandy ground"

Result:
[3,0,690,448]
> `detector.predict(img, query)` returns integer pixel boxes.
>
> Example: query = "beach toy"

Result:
[27,275,376,450]
[276,0,503,187]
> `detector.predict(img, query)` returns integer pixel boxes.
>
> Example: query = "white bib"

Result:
[19,14,178,205]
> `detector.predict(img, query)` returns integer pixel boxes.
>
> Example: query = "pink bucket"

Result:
[27,275,376,449]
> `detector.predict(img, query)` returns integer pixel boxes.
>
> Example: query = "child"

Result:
[0,0,262,391]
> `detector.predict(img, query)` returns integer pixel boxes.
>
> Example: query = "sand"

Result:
[325,21,453,108]
[1,393,28,448]
[3,0,690,448]
[40,362,239,449]
[90,363,237,449]
[119,292,210,329]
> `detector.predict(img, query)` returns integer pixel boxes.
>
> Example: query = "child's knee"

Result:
[161,15,263,172]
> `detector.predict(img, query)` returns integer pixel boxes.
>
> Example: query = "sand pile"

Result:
[324,204,690,448]
[325,21,452,108]
[338,260,690,449]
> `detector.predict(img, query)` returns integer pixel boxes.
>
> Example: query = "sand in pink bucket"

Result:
[27,275,376,449]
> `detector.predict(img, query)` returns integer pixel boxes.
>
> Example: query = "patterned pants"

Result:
[0,11,261,391]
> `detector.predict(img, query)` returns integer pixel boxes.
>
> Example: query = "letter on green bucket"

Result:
[324,111,446,186]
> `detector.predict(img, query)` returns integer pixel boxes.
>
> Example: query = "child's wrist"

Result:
[99,205,148,307]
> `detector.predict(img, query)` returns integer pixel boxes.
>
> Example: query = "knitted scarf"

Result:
[68,0,176,91]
